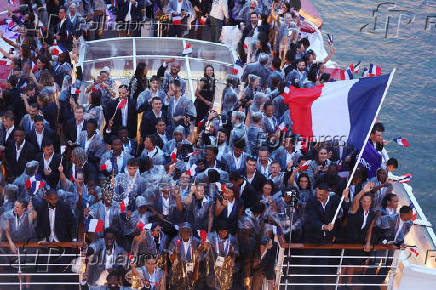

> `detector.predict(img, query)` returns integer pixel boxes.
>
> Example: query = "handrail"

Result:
[0,242,82,248]
[0,241,390,250]
[285,243,390,250]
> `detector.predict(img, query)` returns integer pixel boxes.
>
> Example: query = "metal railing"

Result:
[0,242,398,289]
[0,242,82,289]
[277,243,396,289]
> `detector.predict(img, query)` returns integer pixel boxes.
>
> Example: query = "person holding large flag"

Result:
[105,84,138,139]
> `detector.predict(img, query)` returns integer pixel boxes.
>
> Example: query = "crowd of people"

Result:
[0,0,415,289]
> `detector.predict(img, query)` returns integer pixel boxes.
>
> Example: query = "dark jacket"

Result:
[36,152,62,188]
[5,141,37,182]
[36,201,74,242]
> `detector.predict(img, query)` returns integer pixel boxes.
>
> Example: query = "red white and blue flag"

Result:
[282,71,395,150]
[170,148,177,162]
[119,197,129,213]
[349,61,361,73]
[232,60,243,77]
[340,67,353,80]
[299,160,311,172]
[172,14,182,25]
[50,40,66,55]
[85,219,104,233]
[185,163,198,176]
[362,67,369,77]
[398,173,412,184]
[187,151,199,157]
[368,64,382,77]
[326,33,334,46]
[71,87,81,95]
[215,182,227,193]
[25,175,46,195]
[393,137,410,147]
[100,159,112,172]
[276,121,288,133]
[409,246,419,257]
[182,43,192,56]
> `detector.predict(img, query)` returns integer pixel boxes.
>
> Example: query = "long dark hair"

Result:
[296,172,312,191]
[203,64,215,78]
[381,193,396,209]
[134,63,147,79]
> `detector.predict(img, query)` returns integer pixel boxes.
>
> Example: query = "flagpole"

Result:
[330,68,396,225]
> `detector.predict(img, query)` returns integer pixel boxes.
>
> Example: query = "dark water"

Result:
[313,0,436,224]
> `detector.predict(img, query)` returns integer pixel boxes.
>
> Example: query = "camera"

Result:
[285,188,299,206]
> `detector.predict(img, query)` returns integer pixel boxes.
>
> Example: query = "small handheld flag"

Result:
[172,14,182,25]
[393,137,410,147]
[232,60,243,77]
[215,182,227,193]
[299,160,311,172]
[362,67,369,77]
[409,246,419,257]
[71,87,81,95]
[327,33,334,46]
[349,61,361,73]
[198,230,207,243]
[116,99,127,110]
[26,175,46,195]
[340,68,354,80]
[50,40,66,55]
[398,173,412,184]
[185,164,198,176]
[182,43,192,56]
[100,159,112,172]
[276,121,288,133]
[368,64,382,77]
[187,151,199,158]
[170,148,177,162]
[85,219,105,233]
[137,221,145,232]
[119,197,129,213]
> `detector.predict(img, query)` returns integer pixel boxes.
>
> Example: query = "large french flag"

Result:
[283,71,395,149]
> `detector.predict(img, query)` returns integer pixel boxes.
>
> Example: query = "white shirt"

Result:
[15,140,26,161]
[36,129,44,149]
[125,2,132,21]
[247,171,256,184]
[76,120,84,141]
[104,207,111,229]
[43,153,54,170]
[158,133,168,143]
[162,196,170,215]
[5,125,14,141]
[72,163,77,179]
[148,147,158,158]
[59,18,66,29]
[361,210,369,229]
[259,161,270,176]
[233,153,243,169]
[182,239,191,257]
[85,134,95,152]
[115,154,124,172]
[226,199,235,217]
[285,151,293,167]
[105,246,114,269]
[121,99,128,127]
[394,218,405,242]
[49,207,59,242]
[152,109,162,118]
